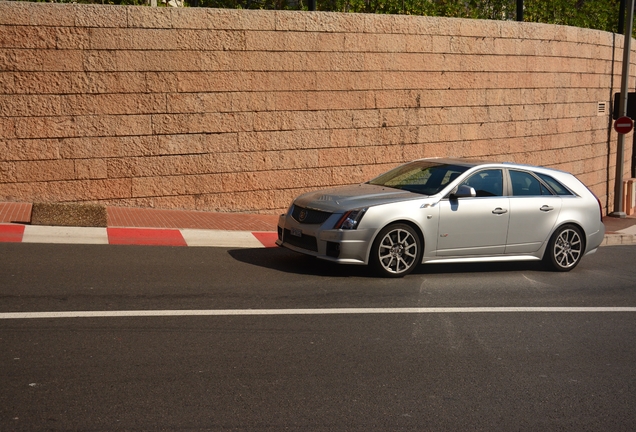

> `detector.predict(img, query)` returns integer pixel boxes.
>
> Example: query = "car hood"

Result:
[294,183,422,212]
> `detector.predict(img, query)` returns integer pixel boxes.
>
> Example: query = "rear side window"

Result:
[510,170,553,196]
[536,173,573,196]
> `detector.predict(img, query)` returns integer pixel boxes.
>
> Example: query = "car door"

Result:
[436,169,510,256]
[505,170,562,254]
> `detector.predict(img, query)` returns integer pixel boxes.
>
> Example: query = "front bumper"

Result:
[276,214,372,265]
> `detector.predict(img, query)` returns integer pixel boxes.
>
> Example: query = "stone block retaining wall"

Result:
[0,1,632,214]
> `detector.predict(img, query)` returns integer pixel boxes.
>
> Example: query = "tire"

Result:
[544,224,584,272]
[370,223,422,278]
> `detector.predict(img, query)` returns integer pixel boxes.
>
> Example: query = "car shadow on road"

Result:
[228,247,550,277]
[227,247,373,277]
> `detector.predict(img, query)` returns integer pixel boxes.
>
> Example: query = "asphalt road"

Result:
[1,243,635,431]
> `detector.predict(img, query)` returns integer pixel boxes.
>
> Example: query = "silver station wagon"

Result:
[276,158,605,277]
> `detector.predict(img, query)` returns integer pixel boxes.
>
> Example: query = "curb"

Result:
[0,224,278,248]
[601,233,636,246]
[1,224,635,248]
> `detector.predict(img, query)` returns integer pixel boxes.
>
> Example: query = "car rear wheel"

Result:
[370,223,422,278]
[545,224,584,272]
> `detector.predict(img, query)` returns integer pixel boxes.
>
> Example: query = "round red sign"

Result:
[614,116,634,134]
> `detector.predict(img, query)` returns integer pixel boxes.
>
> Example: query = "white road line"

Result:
[1,307,635,319]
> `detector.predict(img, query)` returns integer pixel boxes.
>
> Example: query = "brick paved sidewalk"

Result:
[0,202,279,232]
[107,206,279,232]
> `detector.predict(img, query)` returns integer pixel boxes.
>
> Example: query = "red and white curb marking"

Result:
[0,224,278,248]
[3,224,634,248]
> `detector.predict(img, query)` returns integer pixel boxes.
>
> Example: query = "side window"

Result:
[536,173,574,196]
[510,170,552,196]
[461,169,503,197]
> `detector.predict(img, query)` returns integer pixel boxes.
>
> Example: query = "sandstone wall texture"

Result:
[0,1,633,214]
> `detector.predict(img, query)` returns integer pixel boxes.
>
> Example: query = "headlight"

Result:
[333,208,367,230]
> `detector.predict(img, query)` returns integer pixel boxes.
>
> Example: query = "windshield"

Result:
[367,161,470,195]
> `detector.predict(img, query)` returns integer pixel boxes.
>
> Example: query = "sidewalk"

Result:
[0,202,279,248]
[1,201,635,247]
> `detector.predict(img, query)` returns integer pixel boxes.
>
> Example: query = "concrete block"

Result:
[0,2,75,27]
[170,8,212,30]
[89,28,134,50]
[1,49,78,72]
[132,176,186,198]
[83,51,118,72]
[0,1,33,25]
[364,13,395,35]
[171,8,274,31]
[392,14,427,35]
[183,173,223,195]
[275,10,310,32]
[100,114,150,136]
[153,134,203,155]
[376,34,407,53]
[404,34,433,53]
[106,158,136,178]
[433,18,462,37]
[305,11,360,33]
[467,21,501,39]
[0,139,60,162]
[12,160,75,182]
[62,93,167,116]
[0,161,13,183]
[127,6,172,29]
[0,94,61,117]
[308,90,365,111]
[55,27,91,50]
[0,26,57,49]
[31,202,107,227]
[75,159,107,180]
[74,4,127,28]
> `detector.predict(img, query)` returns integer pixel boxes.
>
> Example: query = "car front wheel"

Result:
[545,224,584,272]
[370,223,422,278]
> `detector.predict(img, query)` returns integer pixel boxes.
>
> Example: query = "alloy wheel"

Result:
[547,225,584,271]
[374,225,420,276]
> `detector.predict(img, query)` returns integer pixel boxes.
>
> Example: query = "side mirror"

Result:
[452,185,476,199]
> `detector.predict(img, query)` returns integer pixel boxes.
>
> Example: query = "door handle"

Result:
[492,208,508,215]
[540,205,554,212]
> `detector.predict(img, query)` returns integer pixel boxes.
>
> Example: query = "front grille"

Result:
[291,205,332,225]
[283,229,318,252]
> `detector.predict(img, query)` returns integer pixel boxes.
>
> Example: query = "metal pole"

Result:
[516,0,523,22]
[632,0,636,179]
[612,0,635,218]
